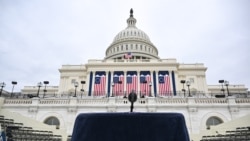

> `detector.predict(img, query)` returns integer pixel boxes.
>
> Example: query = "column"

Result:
[171,71,177,96]
[150,71,153,97]
[86,71,91,96]
[111,71,114,97]
[91,71,95,97]
[155,71,159,97]
[168,70,173,96]
[137,70,140,96]
[106,71,109,97]
[124,71,127,96]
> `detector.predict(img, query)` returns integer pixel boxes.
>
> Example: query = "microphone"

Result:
[128,91,137,112]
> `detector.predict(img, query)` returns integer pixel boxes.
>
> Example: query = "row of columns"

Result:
[86,70,175,97]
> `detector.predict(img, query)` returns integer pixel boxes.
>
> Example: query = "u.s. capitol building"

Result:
[1,9,249,141]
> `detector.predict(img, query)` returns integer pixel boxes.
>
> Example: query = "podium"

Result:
[71,113,190,141]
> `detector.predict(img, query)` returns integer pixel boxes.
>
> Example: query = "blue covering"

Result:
[0,131,6,141]
[88,71,93,96]
[71,113,190,141]
[107,71,111,97]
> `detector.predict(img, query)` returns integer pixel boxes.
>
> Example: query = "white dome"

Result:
[105,9,159,60]
[112,27,151,43]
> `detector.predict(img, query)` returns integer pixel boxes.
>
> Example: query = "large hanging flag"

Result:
[158,73,171,96]
[113,74,124,96]
[140,74,151,96]
[126,74,137,94]
[124,52,132,59]
[94,74,106,96]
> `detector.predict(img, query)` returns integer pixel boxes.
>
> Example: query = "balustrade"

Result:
[235,98,250,103]
[2,97,250,106]
[156,98,187,104]
[39,99,70,104]
[4,99,32,104]
[195,98,228,104]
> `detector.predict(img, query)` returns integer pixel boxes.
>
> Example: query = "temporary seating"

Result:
[0,115,63,141]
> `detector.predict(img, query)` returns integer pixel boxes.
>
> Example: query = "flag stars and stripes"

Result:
[158,74,171,96]
[94,74,106,96]
[113,74,124,96]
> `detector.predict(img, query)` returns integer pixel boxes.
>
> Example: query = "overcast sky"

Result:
[0,0,249,92]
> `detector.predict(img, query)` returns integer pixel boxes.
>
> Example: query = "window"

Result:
[44,117,60,129]
[117,46,119,51]
[206,116,223,128]
[189,78,195,83]
[126,45,128,50]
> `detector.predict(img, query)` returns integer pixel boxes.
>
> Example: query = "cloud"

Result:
[0,0,249,92]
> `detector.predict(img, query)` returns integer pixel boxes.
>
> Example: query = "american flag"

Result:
[124,52,132,59]
[158,74,171,96]
[140,74,151,96]
[94,74,106,96]
[126,74,137,94]
[113,74,124,96]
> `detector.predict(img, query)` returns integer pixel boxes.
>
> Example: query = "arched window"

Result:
[44,117,60,129]
[206,116,223,129]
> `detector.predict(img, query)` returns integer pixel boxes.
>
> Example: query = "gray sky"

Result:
[0,0,249,92]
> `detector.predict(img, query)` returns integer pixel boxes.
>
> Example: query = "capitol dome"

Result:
[105,9,159,60]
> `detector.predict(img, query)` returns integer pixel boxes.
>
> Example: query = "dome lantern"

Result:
[127,8,137,27]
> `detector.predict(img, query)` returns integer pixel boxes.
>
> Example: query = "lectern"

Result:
[71,113,190,141]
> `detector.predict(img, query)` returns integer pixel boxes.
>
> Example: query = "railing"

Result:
[195,98,228,104]
[235,98,250,103]
[39,99,70,104]
[4,99,32,104]
[77,98,108,104]
[6,91,249,99]
[156,98,188,104]
[90,58,178,63]
[3,97,250,106]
